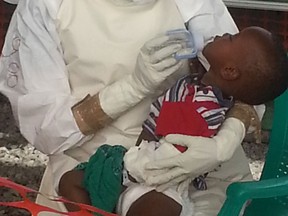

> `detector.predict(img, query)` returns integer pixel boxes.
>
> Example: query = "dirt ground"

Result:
[0,94,46,215]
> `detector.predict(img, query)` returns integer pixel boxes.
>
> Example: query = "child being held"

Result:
[59,26,288,216]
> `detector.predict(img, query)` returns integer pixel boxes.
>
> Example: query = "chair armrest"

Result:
[218,176,288,216]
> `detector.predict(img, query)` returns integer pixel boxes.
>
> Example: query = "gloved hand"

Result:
[100,32,187,118]
[131,34,186,95]
[144,117,246,190]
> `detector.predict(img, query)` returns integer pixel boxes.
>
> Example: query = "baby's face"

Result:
[201,27,272,84]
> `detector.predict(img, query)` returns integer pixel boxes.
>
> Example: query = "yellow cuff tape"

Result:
[72,94,113,135]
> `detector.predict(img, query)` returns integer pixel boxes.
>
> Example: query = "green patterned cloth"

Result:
[75,144,127,213]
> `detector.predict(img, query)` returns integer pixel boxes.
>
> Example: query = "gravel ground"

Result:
[0,93,269,215]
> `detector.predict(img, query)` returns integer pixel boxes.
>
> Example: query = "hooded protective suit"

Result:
[0,0,252,215]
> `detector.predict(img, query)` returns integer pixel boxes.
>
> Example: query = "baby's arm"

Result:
[136,128,158,146]
[58,170,91,211]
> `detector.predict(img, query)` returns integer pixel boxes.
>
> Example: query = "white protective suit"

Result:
[0,0,252,215]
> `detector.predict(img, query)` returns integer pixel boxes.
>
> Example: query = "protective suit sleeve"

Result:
[175,0,239,69]
[0,0,92,155]
[175,0,238,36]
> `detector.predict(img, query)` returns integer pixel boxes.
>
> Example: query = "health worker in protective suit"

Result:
[0,0,255,215]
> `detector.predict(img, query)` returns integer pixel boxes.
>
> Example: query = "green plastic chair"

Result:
[218,89,288,216]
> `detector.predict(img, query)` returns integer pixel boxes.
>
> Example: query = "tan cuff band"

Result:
[72,94,113,135]
[227,101,262,143]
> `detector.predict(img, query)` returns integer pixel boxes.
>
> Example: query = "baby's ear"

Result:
[220,65,240,80]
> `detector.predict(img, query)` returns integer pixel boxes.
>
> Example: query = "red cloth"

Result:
[155,101,219,152]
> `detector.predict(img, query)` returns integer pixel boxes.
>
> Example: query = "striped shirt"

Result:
[143,75,234,141]
[142,75,234,190]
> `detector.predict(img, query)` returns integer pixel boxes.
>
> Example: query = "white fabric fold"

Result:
[0,0,89,155]
[3,0,19,4]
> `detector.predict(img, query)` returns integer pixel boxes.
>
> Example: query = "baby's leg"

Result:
[58,170,91,211]
[126,190,182,216]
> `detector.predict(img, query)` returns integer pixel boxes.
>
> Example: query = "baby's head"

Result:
[202,26,288,105]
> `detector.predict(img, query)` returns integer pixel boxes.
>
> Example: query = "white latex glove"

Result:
[144,117,246,189]
[100,33,186,118]
[131,34,187,95]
